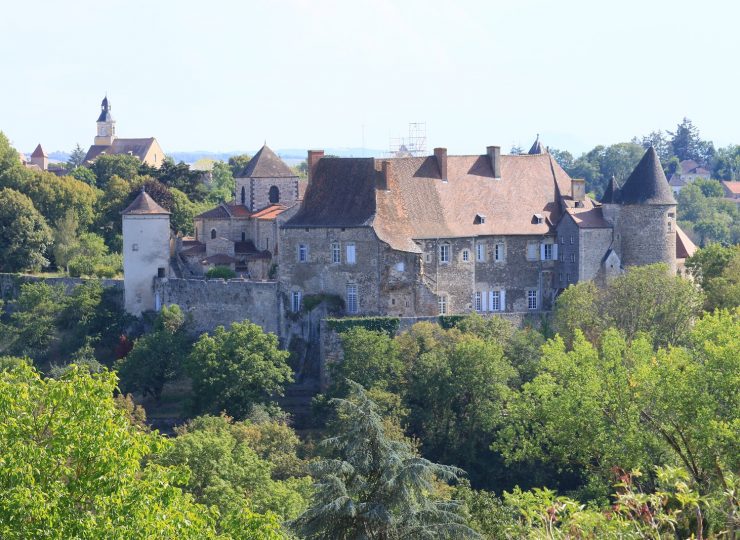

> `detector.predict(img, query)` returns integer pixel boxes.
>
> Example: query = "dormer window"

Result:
[533,213,544,224]
[474,214,486,225]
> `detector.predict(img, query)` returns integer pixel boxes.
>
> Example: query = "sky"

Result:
[2,0,738,157]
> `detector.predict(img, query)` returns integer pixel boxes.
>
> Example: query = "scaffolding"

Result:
[388,122,427,157]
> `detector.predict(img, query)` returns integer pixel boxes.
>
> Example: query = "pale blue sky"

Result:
[2,0,738,156]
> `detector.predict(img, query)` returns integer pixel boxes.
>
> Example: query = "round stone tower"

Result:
[122,189,171,316]
[615,147,677,274]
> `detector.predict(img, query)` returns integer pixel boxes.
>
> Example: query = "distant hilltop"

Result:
[38,147,387,166]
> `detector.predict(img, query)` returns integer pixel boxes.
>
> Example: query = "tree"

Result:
[69,165,97,186]
[91,153,141,188]
[566,143,644,198]
[686,243,740,290]
[712,144,740,180]
[171,187,211,235]
[116,304,190,402]
[694,177,724,198]
[151,158,207,201]
[669,117,714,164]
[704,250,740,310]
[548,148,574,170]
[551,281,601,346]
[156,414,312,523]
[632,130,672,163]
[497,309,740,517]
[66,143,87,169]
[51,209,79,271]
[228,154,251,177]
[186,321,293,418]
[67,232,122,278]
[0,188,52,272]
[291,382,479,539]
[0,363,226,539]
[209,161,236,204]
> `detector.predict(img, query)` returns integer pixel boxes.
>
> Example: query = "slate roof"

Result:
[195,202,251,219]
[619,147,676,205]
[240,144,297,178]
[601,176,622,204]
[528,135,546,155]
[286,152,573,253]
[675,225,697,259]
[181,242,206,256]
[31,144,47,158]
[84,137,157,163]
[97,96,113,122]
[668,175,688,187]
[121,191,170,215]
[564,207,611,228]
[202,254,236,265]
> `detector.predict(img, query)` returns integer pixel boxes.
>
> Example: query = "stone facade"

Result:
[237,176,300,212]
[616,204,676,274]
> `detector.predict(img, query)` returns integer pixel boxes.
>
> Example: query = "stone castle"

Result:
[122,137,695,340]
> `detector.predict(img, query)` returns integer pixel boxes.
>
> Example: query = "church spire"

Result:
[95,95,116,146]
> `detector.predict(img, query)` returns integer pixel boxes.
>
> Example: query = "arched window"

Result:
[241,186,246,205]
[269,185,280,204]
[211,228,217,239]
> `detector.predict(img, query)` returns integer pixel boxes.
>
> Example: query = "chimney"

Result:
[307,150,324,184]
[379,160,394,191]
[434,147,448,181]
[571,178,586,202]
[487,146,501,178]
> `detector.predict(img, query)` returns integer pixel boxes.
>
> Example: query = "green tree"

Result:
[566,142,644,198]
[712,144,740,180]
[686,243,740,290]
[694,177,725,198]
[704,250,740,310]
[0,363,226,539]
[51,209,79,271]
[0,188,52,272]
[228,154,251,177]
[551,281,602,346]
[157,414,311,523]
[171,187,211,235]
[4,282,65,360]
[669,117,714,163]
[291,382,479,539]
[91,153,141,188]
[186,321,293,418]
[67,232,122,278]
[209,161,236,203]
[331,327,404,396]
[66,143,87,169]
[116,304,190,401]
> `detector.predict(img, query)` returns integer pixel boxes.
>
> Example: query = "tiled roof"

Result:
[564,206,611,228]
[84,137,157,163]
[121,191,170,215]
[721,181,740,195]
[226,202,251,217]
[286,152,572,253]
[675,225,697,259]
[31,144,47,158]
[196,203,251,219]
[181,242,206,256]
[252,204,288,220]
[240,144,297,178]
[620,147,676,205]
[234,240,258,253]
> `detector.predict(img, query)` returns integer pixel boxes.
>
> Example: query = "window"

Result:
[241,232,246,241]
[559,251,564,262]
[474,214,486,224]
[395,262,405,272]
[527,242,538,261]
[474,291,482,312]
[559,273,563,282]
[543,243,553,260]
[346,284,358,314]
[533,213,544,224]
[269,186,280,204]
[298,244,308,262]
[425,253,431,263]
[527,289,538,310]
[346,243,356,264]
[490,290,500,311]
[265,237,269,251]
[438,294,448,315]
[291,291,302,312]
[157,267,165,278]
[462,249,470,262]
[132,243,139,252]
[560,236,565,244]
[570,253,576,263]
[241,186,246,205]
[331,242,341,263]
[211,228,217,240]
[476,243,486,262]
[439,243,450,263]
[494,243,505,262]
[567,273,571,282]
[570,235,574,244]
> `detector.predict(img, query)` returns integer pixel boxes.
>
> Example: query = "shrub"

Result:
[206,266,235,279]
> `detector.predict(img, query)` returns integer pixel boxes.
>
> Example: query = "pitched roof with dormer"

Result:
[285,151,573,253]
[239,144,297,178]
[619,147,676,205]
[121,190,170,215]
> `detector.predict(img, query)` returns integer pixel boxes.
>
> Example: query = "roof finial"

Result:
[141,185,146,193]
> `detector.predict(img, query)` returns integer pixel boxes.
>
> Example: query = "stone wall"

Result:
[579,228,614,282]
[0,273,122,304]
[556,217,580,285]
[249,176,299,212]
[618,204,676,274]
[154,277,279,335]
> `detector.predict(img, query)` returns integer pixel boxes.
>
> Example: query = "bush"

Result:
[326,316,400,336]
[206,266,236,279]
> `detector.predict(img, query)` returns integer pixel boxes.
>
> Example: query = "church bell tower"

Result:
[94,96,116,146]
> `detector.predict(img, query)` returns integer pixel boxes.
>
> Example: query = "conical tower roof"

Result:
[121,190,170,215]
[240,144,296,178]
[619,146,676,205]
[600,175,621,204]
[97,95,113,122]
[528,135,546,155]
[31,144,47,158]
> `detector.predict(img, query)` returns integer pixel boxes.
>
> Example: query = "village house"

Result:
[668,159,711,195]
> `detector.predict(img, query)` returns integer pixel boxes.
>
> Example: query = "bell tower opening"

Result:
[269,185,280,204]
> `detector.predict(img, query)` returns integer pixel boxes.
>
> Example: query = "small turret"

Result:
[95,95,116,146]
[528,134,546,155]
[30,144,48,170]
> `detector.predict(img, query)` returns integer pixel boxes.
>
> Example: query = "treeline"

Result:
[1,255,738,538]
[0,132,248,276]
[538,118,740,246]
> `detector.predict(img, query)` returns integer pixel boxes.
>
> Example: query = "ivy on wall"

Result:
[326,316,400,336]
